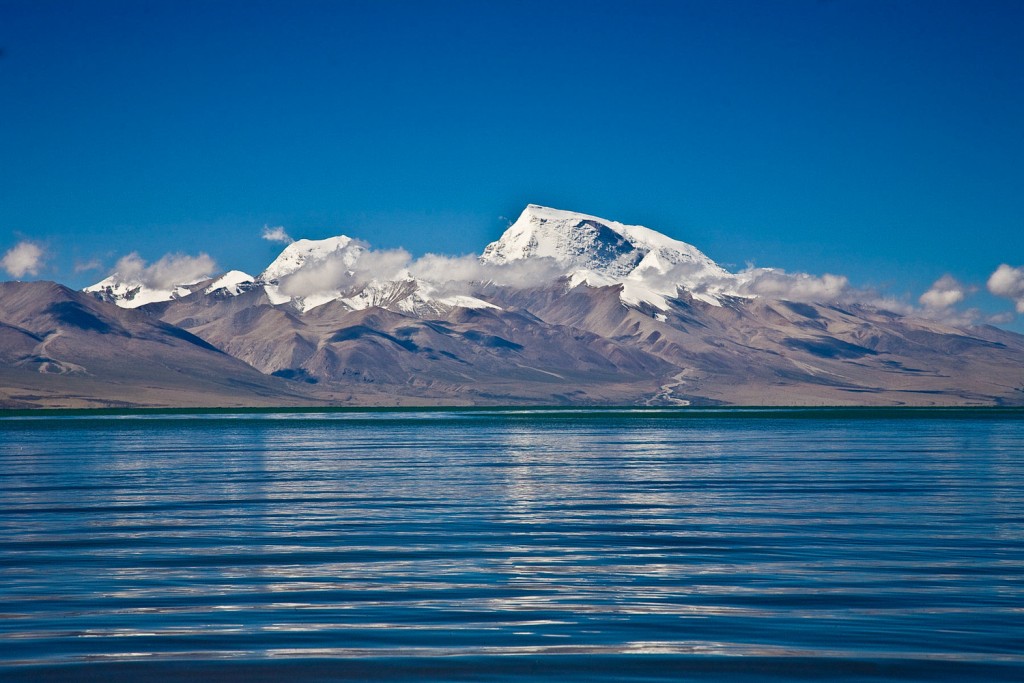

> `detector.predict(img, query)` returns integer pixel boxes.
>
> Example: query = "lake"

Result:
[1,407,1022,681]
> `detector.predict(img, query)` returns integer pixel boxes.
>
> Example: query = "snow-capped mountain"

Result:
[22,202,1024,407]
[256,234,496,314]
[84,236,370,310]
[483,205,723,276]
[84,275,200,309]
[482,205,737,308]
[85,229,502,313]
[86,204,741,312]
[71,206,845,319]
[258,235,362,284]
[244,204,745,314]
[257,235,366,308]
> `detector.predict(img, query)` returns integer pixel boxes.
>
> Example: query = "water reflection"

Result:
[0,412,1022,680]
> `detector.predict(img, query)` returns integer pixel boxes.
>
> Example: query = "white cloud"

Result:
[147,253,217,288]
[262,225,293,244]
[112,251,217,289]
[919,274,967,309]
[279,246,412,298]
[96,220,1018,332]
[278,244,570,300]
[987,264,1024,314]
[986,311,1015,325]
[2,241,45,278]
[111,252,146,282]
[288,244,998,330]
[409,253,566,290]
[725,268,994,327]
[408,253,484,285]
[692,266,986,326]
[737,268,850,303]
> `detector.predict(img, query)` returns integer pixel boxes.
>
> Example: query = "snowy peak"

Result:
[258,236,363,283]
[257,235,367,308]
[481,205,733,308]
[84,206,736,314]
[482,205,643,277]
[84,275,198,309]
[255,234,500,314]
[205,270,255,295]
[482,204,725,278]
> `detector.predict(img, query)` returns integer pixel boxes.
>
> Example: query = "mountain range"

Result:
[3,205,1023,408]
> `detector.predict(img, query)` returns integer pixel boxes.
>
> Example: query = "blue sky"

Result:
[1,0,1022,326]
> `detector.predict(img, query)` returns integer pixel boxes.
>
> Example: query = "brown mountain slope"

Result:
[5,276,1024,408]
[147,278,1024,406]
[155,289,673,404]
[0,281,320,408]
[489,283,1024,405]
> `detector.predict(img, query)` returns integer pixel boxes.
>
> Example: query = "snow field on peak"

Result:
[205,270,254,295]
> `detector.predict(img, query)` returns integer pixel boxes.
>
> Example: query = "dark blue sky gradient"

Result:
[1,0,1022,322]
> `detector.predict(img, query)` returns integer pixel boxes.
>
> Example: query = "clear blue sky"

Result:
[1,0,1022,325]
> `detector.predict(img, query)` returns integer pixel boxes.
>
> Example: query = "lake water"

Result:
[1,407,1022,681]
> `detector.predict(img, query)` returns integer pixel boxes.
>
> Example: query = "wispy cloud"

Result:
[987,311,1015,325]
[987,264,1024,314]
[1,240,45,278]
[74,258,104,274]
[261,225,293,244]
[111,252,217,289]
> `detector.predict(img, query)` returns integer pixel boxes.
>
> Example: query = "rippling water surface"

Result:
[1,407,1022,681]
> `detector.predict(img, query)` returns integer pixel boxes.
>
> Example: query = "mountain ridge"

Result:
[2,205,1022,408]
[85,205,741,313]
